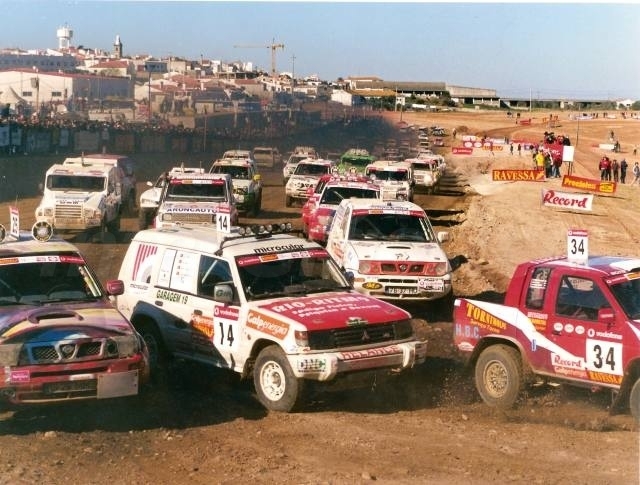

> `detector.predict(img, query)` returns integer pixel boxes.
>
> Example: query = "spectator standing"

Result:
[620,159,628,183]
[510,143,514,155]
[631,162,640,186]
[552,158,562,178]
[517,143,522,156]
[612,159,619,182]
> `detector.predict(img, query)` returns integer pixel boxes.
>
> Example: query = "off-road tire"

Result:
[475,344,523,409]
[629,379,640,421]
[253,346,305,412]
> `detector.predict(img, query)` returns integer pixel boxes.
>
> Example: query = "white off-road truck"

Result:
[35,159,123,240]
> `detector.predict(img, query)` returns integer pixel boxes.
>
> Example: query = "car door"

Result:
[153,247,198,358]
[546,273,622,385]
[192,255,241,369]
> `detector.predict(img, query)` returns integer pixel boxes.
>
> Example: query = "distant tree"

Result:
[632,100,640,110]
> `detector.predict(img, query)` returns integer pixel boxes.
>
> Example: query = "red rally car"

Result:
[301,175,380,244]
[454,255,640,419]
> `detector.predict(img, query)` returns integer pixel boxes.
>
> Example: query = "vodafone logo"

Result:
[213,305,240,320]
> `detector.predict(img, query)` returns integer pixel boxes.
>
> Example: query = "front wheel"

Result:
[629,379,640,421]
[474,345,523,409]
[136,321,169,381]
[253,346,305,412]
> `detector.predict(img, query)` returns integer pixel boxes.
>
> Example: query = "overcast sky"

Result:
[5,1,640,100]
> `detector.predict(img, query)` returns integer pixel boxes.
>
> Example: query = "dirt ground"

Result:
[1,110,639,484]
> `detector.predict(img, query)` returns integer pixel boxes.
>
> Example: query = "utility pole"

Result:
[291,54,296,90]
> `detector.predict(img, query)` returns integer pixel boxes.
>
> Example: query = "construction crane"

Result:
[233,39,285,78]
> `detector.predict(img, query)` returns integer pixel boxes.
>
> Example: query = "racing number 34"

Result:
[586,339,622,375]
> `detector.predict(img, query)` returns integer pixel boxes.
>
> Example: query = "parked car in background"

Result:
[285,158,336,207]
[365,160,414,202]
[138,165,205,230]
[282,146,317,184]
[301,174,381,244]
[210,157,262,216]
[253,146,282,169]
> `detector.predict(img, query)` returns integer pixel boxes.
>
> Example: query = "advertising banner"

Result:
[561,175,616,194]
[492,169,545,181]
[452,147,473,155]
[541,189,593,212]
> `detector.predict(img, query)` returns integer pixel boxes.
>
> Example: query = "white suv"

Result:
[116,224,427,412]
[210,158,262,217]
[284,159,335,207]
[364,160,414,202]
[326,199,452,304]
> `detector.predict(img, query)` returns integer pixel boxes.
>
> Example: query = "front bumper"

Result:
[287,340,427,381]
[0,354,148,404]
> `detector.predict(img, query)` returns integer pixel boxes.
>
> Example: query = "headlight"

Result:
[161,213,173,221]
[424,261,451,276]
[358,261,381,274]
[84,208,101,218]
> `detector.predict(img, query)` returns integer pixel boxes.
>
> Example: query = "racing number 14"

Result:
[218,321,234,346]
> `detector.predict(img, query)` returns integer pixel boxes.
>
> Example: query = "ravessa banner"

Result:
[492,169,546,181]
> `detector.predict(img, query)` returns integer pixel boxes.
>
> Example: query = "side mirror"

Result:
[213,283,234,304]
[106,279,125,296]
[597,307,615,327]
[437,231,449,243]
[146,181,153,187]
[344,271,355,287]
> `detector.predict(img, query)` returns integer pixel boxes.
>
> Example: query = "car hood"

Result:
[248,291,410,332]
[346,240,448,263]
[0,304,135,342]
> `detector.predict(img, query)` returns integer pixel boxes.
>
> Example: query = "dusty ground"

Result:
[1,110,639,484]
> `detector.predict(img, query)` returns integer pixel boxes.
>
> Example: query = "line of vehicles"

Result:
[3,134,640,421]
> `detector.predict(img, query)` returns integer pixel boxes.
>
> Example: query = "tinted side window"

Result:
[198,256,232,299]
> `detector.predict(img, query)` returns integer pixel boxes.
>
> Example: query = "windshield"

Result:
[320,187,378,205]
[294,164,331,176]
[211,165,251,180]
[0,255,102,307]
[368,169,409,182]
[236,250,349,301]
[166,180,227,200]
[47,175,106,191]
[349,213,435,242]
[609,278,640,319]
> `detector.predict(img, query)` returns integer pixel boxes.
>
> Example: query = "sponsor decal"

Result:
[463,301,507,332]
[213,305,240,320]
[586,328,622,340]
[553,322,564,332]
[575,325,585,335]
[362,281,383,290]
[561,175,617,194]
[10,369,30,383]
[492,169,545,182]
[588,371,622,385]
[457,342,474,352]
[526,311,547,331]
[253,243,306,255]
[552,353,584,369]
[340,344,401,360]
[246,311,289,339]
[297,358,327,373]
[191,314,214,339]
[156,289,186,304]
[541,189,593,211]
[267,295,382,320]
[454,323,480,340]
[133,243,158,281]
[564,323,574,333]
